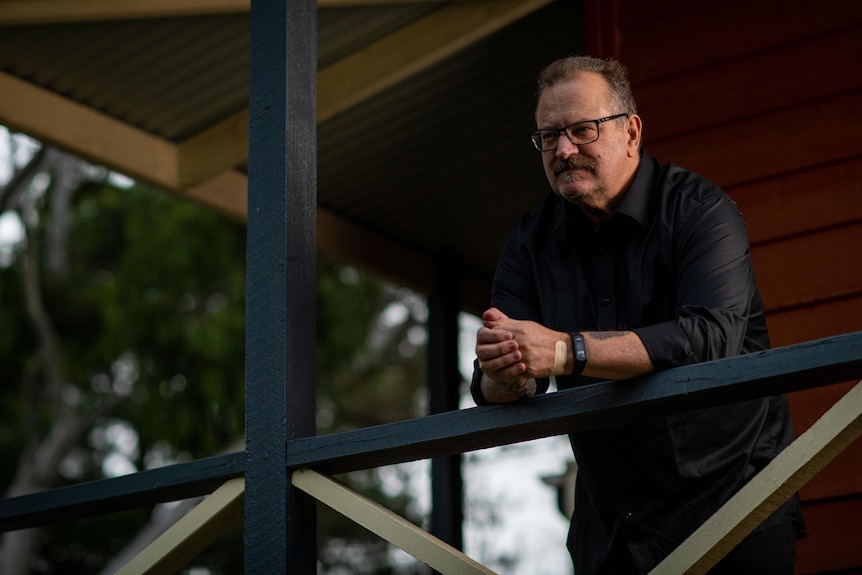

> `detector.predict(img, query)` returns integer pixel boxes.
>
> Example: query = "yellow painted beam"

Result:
[318,0,554,122]
[116,476,245,575]
[0,0,249,25]
[293,469,497,575]
[0,0,474,25]
[0,72,179,189]
[182,169,248,219]
[650,380,862,575]
[2,0,553,187]
[177,110,248,189]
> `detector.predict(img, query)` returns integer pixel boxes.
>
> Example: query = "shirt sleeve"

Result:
[633,193,766,370]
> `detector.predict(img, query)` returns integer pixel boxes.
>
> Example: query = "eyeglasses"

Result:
[529,113,628,151]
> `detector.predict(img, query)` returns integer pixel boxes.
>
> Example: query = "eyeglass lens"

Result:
[533,121,599,151]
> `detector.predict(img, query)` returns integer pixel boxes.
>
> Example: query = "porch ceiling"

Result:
[0,0,585,312]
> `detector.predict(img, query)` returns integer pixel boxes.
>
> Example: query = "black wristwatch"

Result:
[570,332,587,375]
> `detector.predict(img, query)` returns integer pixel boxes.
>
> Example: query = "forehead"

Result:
[536,72,613,125]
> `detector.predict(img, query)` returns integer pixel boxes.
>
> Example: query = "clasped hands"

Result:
[475,307,571,399]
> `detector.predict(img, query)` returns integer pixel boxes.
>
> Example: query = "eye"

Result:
[566,122,598,143]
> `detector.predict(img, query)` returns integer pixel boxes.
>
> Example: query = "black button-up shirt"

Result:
[473,152,803,573]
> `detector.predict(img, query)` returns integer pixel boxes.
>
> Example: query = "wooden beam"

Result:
[317,0,554,122]
[292,469,496,575]
[0,0,249,25]
[244,0,318,569]
[177,110,249,189]
[0,452,245,532]
[182,169,248,219]
[3,0,550,193]
[287,332,862,475]
[0,70,249,216]
[649,380,862,575]
[1,332,861,533]
[178,0,555,172]
[1,0,551,199]
[0,0,476,25]
[0,72,178,189]
[116,477,245,575]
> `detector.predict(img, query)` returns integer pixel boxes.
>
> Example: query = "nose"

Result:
[555,134,580,158]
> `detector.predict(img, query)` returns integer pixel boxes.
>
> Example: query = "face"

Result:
[536,73,641,214]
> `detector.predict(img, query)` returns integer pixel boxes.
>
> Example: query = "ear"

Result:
[626,114,643,157]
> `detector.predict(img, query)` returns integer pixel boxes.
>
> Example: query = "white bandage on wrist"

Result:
[552,340,567,376]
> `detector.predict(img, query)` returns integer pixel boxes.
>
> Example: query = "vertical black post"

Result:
[246,0,317,573]
[428,256,464,554]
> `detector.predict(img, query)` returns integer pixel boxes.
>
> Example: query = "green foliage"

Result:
[1,161,431,573]
[54,180,247,459]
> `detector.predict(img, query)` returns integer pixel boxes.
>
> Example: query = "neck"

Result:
[580,192,623,229]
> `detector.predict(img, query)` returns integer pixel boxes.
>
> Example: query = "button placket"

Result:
[594,240,616,329]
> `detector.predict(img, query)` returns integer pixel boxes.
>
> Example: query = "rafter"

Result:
[174,0,553,184]
[177,111,248,190]
[2,0,552,184]
[318,0,554,122]
[0,0,474,25]
[0,71,178,189]
[0,0,248,25]
[0,0,544,302]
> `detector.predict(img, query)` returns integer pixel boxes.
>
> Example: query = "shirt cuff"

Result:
[470,358,490,406]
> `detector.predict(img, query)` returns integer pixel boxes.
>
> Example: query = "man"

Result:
[472,56,804,574]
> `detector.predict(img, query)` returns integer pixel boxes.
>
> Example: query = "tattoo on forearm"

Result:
[590,331,629,341]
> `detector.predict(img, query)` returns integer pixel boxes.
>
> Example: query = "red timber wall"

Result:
[585,0,862,572]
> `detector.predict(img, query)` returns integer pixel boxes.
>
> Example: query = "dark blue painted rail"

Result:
[1,331,860,532]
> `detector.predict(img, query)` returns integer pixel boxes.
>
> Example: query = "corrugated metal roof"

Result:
[0,15,250,139]
[318,0,584,279]
[0,0,585,299]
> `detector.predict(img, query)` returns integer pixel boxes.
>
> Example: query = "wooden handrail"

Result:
[1,331,861,533]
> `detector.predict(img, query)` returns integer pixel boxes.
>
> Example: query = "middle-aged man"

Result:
[471,56,805,574]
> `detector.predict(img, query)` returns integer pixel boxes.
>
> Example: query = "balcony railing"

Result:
[1,331,861,574]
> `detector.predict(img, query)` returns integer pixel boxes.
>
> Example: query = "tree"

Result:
[0,129,432,574]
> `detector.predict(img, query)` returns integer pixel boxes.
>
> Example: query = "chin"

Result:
[557,183,592,202]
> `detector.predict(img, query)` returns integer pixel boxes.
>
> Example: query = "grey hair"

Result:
[536,56,638,116]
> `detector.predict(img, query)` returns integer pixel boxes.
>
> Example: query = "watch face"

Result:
[574,336,587,362]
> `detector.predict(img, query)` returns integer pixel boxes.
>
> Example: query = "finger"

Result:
[476,326,514,345]
[476,339,519,365]
[488,360,527,384]
[476,328,519,352]
[481,349,524,379]
[482,307,508,327]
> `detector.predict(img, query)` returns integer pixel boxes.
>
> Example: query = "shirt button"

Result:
[601,297,611,306]
[625,512,633,521]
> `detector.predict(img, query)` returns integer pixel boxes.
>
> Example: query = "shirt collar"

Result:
[614,150,653,229]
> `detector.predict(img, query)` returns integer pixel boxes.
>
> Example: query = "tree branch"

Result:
[0,144,47,213]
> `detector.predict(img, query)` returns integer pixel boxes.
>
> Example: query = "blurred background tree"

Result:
[0,128,433,574]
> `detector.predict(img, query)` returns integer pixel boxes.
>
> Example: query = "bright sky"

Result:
[0,127,26,257]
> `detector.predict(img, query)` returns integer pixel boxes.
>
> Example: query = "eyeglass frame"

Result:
[528,113,629,151]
